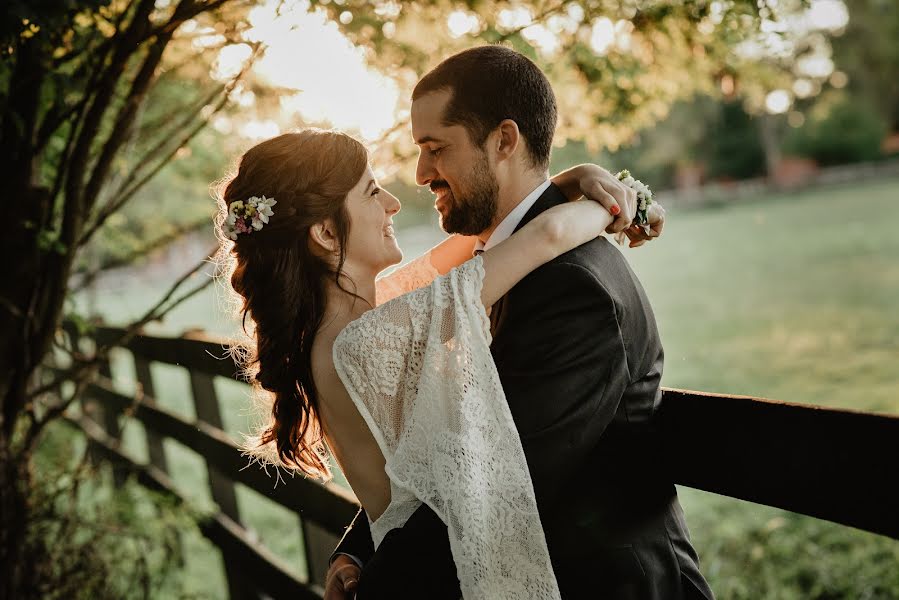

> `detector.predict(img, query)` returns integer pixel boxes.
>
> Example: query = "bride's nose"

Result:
[383,190,401,215]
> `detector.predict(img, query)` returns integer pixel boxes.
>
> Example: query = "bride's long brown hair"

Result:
[214,129,367,478]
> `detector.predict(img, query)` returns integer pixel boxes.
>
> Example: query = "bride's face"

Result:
[343,165,403,273]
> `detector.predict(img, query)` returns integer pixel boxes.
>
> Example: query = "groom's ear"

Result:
[309,219,339,254]
[493,119,521,162]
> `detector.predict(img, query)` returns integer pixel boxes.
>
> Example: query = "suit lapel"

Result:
[489,183,568,338]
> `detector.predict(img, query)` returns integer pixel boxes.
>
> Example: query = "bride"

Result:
[216,128,652,598]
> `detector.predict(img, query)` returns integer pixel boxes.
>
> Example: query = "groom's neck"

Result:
[480,168,548,241]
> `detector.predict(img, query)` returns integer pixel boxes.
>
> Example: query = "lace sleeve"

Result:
[333,256,561,600]
[375,251,441,305]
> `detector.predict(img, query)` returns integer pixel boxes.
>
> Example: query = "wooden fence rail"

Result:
[59,325,899,599]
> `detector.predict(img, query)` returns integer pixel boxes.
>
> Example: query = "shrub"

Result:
[16,424,201,600]
[785,97,887,166]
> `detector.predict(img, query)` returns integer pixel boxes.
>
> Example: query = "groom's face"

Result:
[411,90,499,236]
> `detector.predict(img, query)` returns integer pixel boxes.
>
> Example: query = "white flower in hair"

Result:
[223,195,277,240]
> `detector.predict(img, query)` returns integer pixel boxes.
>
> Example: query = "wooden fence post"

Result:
[94,350,126,486]
[189,370,256,600]
[301,518,339,588]
[133,357,169,473]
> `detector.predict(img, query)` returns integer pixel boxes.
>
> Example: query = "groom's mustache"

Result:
[430,181,450,194]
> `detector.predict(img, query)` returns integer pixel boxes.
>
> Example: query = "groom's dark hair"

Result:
[412,45,557,172]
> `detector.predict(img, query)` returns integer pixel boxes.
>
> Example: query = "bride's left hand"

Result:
[552,164,635,233]
[621,203,665,248]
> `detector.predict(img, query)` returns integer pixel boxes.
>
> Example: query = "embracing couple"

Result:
[217,46,714,599]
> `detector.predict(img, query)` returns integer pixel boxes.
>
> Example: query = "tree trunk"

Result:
[0,441,31,600]
[758,113,783,180]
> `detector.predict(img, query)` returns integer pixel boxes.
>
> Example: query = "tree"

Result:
[830,0,899,130]
[311,0,787,157]
[0,1,260,594]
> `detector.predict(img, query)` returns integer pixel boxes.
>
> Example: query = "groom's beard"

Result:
[436,159,499,236]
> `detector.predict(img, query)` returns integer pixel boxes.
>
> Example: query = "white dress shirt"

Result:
[474,179,552,254]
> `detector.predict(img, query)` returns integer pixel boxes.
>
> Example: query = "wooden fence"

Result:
[61,325,899,599]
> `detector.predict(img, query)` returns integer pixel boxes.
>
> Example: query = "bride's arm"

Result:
[480,200,613,308]
[375,234,479,304]
[424,234,480,274]
[381,164,636,295]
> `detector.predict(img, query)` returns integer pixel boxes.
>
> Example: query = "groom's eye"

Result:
[431,147,444,157]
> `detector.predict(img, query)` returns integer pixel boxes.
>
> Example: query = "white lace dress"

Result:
[332,254,561,600]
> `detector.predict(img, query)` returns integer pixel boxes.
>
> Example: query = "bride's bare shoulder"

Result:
[310,313,354,386]
[310,328,338,376]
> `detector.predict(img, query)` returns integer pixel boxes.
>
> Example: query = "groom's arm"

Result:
[324,508,374,599]
[331,507,375,566]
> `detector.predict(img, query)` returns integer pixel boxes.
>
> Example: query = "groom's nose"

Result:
[415,152,434,186]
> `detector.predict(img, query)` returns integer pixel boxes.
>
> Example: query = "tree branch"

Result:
[48,3,135,207]
[35,97,89,155]
[70,217,211,293]
[80,28,175,221]
[153,0,237,38]
[25,246,217,430]
[120,80,227,187]
[77,47,258,248]
[62,0,158,247]
[495,1,569,42]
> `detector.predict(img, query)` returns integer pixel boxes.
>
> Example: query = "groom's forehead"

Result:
[411,89,453,141]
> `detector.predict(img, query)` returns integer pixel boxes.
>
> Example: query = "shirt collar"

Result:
[475,179,551,253]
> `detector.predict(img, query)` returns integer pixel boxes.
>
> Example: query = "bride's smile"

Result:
[341,164,403,275]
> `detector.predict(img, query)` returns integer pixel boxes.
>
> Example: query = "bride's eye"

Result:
[371,187,382,197]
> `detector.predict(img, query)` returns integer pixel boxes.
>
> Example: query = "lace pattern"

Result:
[333,256,561,599]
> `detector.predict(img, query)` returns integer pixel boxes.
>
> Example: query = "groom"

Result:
[326,46,714,600]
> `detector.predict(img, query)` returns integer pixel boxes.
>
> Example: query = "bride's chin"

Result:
[375,252,403,274]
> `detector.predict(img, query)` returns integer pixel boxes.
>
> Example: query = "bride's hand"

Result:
[620,203,666,248]
[550,164,636,234]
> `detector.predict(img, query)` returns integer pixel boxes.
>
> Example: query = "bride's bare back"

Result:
[310,320,393,521]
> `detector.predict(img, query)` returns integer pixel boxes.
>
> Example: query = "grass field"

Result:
[64,176,899,598]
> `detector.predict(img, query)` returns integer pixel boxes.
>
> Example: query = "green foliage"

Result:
[81,126,226,268]
[23,424,201,600]
[705,101,766,180]
[784,94,887,166]
[311,0,777,151]
[0,0,111,49]
[683,492,899,600]
[830,0,899,130]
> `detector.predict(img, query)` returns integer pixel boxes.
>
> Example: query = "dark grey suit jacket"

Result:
[335,184,714,599]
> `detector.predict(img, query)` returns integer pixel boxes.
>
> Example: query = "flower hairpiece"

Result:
[223,195,277,240]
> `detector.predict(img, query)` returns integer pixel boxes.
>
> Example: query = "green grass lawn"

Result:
[627,178,899,416]
[620,178,899,599]
[70,176,899,598]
